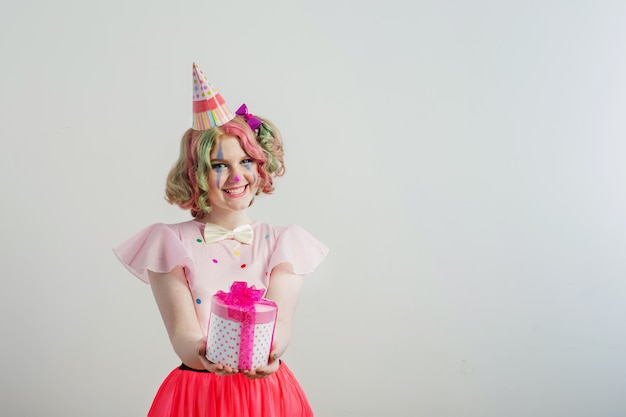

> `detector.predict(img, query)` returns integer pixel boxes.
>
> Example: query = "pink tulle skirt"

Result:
[148,362,314,417]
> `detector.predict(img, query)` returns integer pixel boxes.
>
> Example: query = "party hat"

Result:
[192,63,235,130]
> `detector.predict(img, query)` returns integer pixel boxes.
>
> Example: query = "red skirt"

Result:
[148,362,314,417]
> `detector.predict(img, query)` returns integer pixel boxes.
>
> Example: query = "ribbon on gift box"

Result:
[215,281,277,369]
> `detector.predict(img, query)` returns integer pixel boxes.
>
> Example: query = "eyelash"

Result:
[211,159,255,170]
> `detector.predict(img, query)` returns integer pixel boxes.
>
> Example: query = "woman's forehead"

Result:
[211,135,247,158]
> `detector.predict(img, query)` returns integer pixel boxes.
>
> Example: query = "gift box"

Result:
[205,281,278,370]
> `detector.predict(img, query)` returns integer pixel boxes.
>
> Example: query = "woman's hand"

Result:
[196,338,239,376]
[241,263,304,380]
[242,350,280,379]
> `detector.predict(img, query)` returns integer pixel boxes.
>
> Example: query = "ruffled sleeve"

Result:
[112,223,195,284]
[268,224,329,275]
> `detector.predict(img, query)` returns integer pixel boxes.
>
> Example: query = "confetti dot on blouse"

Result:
[241,264,247,268]
[234,251,240,256]
[196,298,202,304]
[196,238,202,243]
[212,259,218,263]
[264,234,270,239]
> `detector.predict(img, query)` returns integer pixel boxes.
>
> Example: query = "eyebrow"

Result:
[210,155,252,163]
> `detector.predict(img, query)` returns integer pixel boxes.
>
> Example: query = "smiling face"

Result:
[207,135,259,217]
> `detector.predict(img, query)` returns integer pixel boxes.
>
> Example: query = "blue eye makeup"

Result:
[214,143,224,189]
[242,159,256,182]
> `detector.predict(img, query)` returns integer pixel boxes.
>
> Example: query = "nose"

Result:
[228,166,243,183]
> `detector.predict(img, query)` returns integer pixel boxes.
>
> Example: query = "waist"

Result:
[178,360,283,373]
[179,363,210,373]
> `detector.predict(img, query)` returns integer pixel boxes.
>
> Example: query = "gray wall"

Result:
[1,1,625,416]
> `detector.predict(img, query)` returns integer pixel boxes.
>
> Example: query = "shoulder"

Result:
[253,223,325,251]
[113,219,201,283]
[260,222,329,275]
[132,220,202,240]
[253,222,307,239]
[162,219,203,235]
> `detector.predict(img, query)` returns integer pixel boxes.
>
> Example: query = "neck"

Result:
[200,210,253,230]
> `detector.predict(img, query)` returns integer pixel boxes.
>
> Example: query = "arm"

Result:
[148,266,238,375]
[244,262,303,378]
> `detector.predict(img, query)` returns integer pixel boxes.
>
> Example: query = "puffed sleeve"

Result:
[268,224,329,275]
[112,223,195,284]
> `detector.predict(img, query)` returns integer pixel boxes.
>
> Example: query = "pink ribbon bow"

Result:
[215,281,277,369]
[236,103,263,130]
[216,281,265,306]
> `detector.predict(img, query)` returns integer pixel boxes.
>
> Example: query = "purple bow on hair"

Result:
[236,103,263,130]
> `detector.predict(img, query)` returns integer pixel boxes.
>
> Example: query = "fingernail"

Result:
[273,353,278,360]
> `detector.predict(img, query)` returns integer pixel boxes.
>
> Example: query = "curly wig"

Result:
[165,115,285,218]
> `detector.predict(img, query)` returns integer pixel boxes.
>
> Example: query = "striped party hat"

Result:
[192,63,235,130]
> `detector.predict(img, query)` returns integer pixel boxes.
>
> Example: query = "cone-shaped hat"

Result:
[192,63,235,130]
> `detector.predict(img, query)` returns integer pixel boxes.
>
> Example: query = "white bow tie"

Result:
[203,223,254,245]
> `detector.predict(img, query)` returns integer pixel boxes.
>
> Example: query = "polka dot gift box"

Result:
[206,281,277,370]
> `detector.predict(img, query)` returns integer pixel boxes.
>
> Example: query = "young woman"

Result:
[113,63,328,417]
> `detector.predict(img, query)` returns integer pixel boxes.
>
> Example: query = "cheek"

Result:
[244,164,258,183]
[210,168,224,190]
[213,143,224,189]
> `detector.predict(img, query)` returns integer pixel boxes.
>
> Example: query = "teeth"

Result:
[224,186,246,194]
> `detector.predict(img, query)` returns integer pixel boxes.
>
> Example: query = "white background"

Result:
[1,1,626,416]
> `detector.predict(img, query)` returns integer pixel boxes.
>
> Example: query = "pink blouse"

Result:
[113,220,328,334]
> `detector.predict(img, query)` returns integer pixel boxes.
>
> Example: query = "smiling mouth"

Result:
[223,185,247,196]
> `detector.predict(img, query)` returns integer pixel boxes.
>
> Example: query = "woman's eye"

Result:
[211,162,227,169]
[242,159,255,165]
